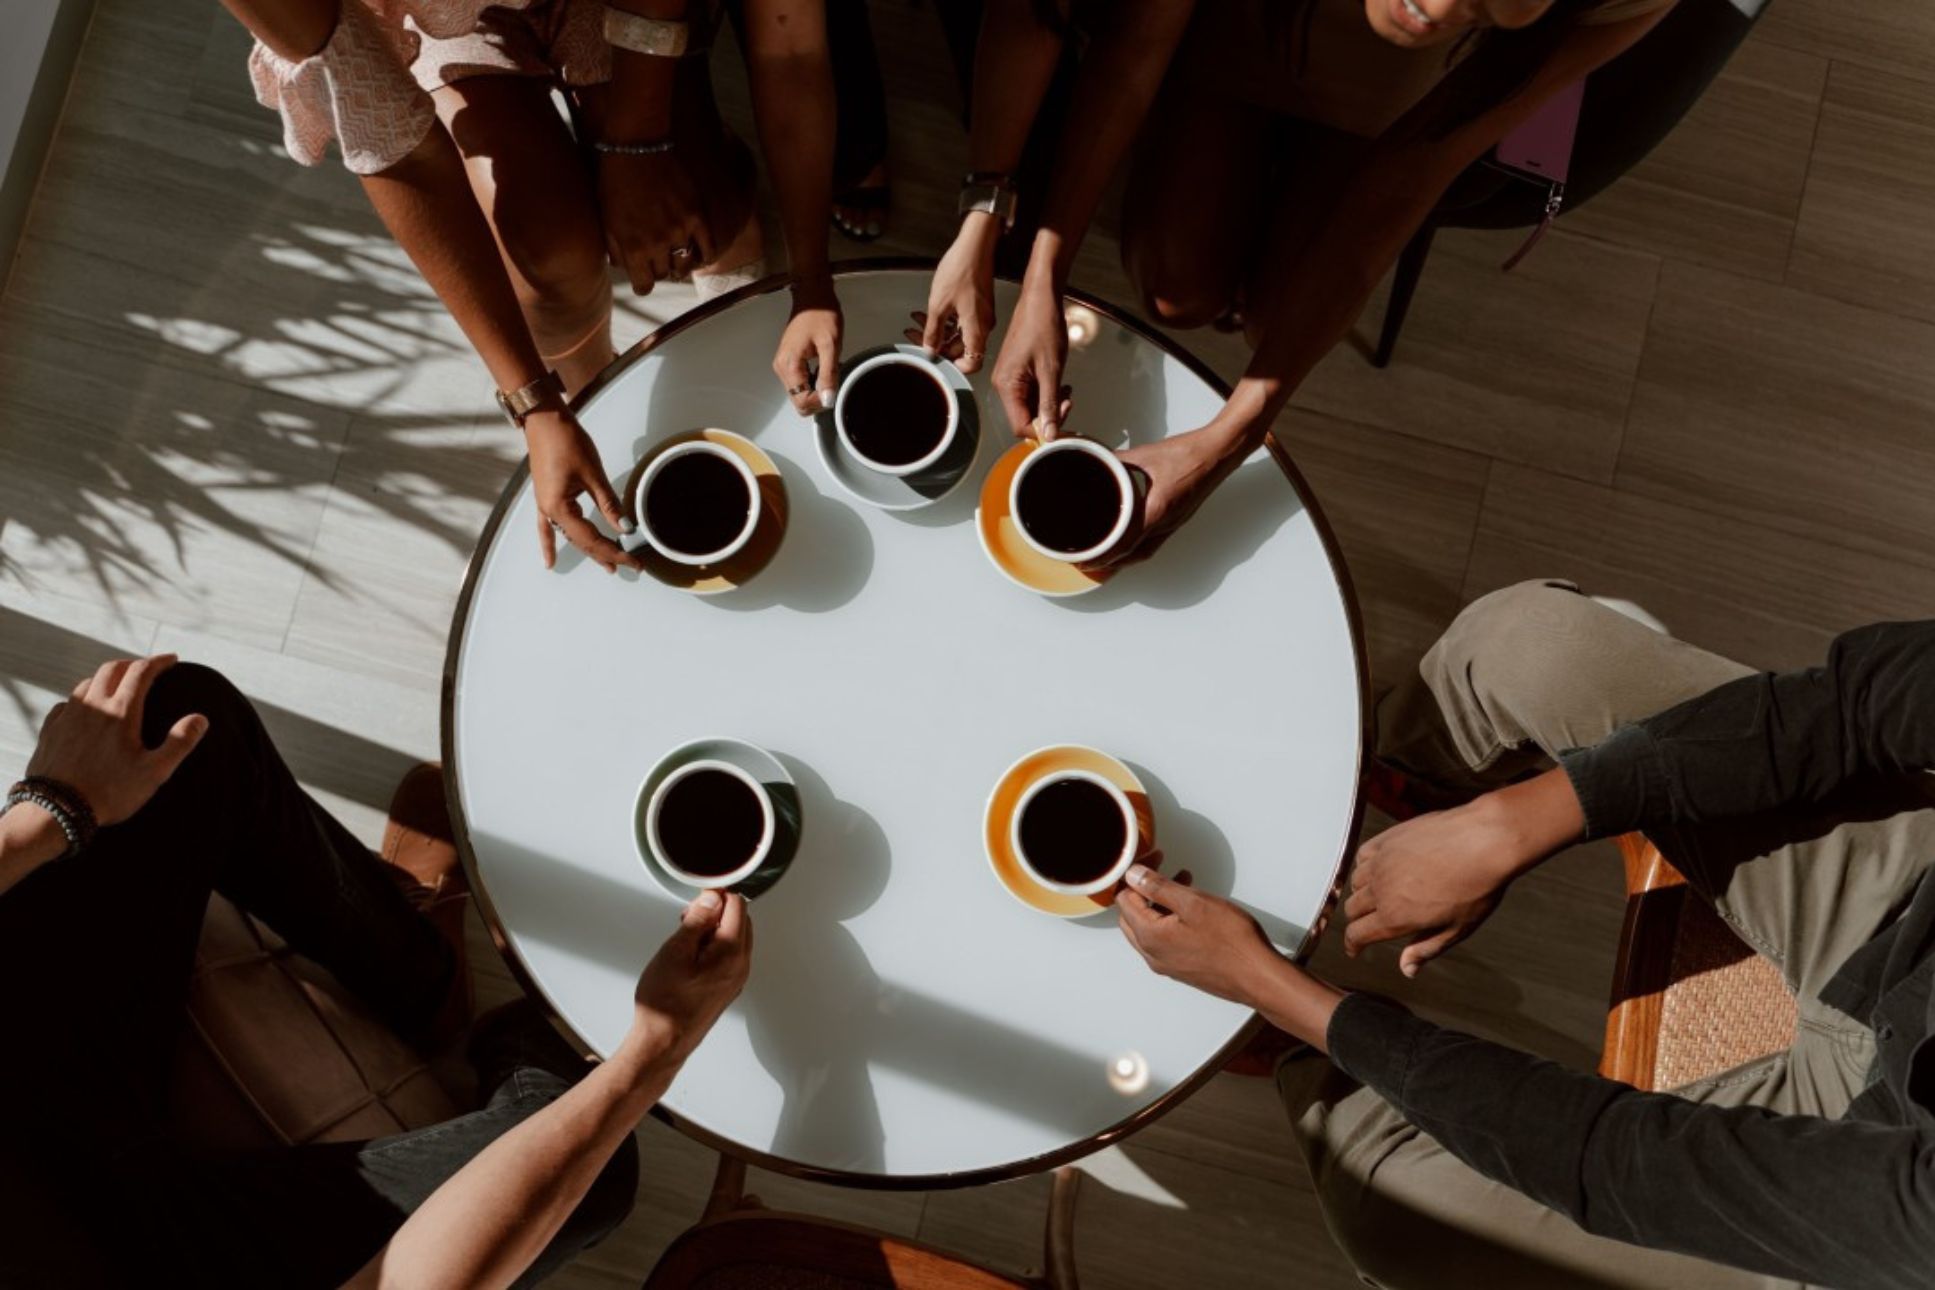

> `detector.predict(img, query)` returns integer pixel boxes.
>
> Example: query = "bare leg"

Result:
[432,76,615,396]
[1121,82,1273,330]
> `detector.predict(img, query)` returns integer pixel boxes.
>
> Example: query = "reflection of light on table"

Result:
[1107,1050,1150,1095]
[1064,303,1100,349]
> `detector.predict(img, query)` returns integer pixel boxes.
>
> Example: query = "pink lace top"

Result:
[248,1,605,175]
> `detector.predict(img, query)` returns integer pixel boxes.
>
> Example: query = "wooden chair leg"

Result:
[1042,1165,1081,1290]
[702,1152,749,1221]
[1372,221,1438,369]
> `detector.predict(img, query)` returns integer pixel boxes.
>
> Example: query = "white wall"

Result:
[0,0,93,288]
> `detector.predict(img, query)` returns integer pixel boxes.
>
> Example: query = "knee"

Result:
[501,221,609,315]
[142,662,255,749]
[1121,223,1235,331]
[1436,580,1594,677]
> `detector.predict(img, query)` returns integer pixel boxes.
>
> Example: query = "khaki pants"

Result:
[1284,580,1935,1289]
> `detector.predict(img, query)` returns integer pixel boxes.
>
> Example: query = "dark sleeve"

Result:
[1326,993,1935,1290]
[1560,621,1935,839]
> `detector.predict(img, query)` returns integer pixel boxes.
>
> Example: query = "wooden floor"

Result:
[4,0,1934,1284]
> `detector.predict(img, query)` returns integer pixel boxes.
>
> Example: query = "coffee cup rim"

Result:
[1009,767,1139,896]
[1007,437,1136,566]
[833,351,960,478]
[644,758,776,889]
[635,440,762,566]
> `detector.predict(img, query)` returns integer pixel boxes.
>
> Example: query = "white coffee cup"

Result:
[834,351,960,477]
[630,440,761,566]
[644,759,776,889]
[1010,768,1139,896]
[1008,437,1137,565]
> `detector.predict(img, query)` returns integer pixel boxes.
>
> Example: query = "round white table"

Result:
[443,263,1365,1187]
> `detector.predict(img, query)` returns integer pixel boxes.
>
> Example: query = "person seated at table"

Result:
[1116,580,1935,1288]
[235,0,759,575]
[938,0,1674,567]
[0,654,751,1288]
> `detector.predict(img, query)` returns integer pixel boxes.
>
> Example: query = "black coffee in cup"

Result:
[1015,449,1123,555]
[842,361,951,467]
[656,767,765,878]
[1018,778,1129,885]
[645,451,753,558]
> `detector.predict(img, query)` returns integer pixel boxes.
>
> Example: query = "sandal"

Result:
[832,183,891,243]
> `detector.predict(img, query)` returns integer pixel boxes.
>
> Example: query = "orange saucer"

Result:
[975,442,1113,598]
[621,429,787,594]
[984,744,1157,918]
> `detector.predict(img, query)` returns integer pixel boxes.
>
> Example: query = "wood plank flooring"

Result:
[3,1,1932,1285]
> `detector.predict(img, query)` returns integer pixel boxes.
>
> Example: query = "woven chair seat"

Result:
[1602,835,1797,1092]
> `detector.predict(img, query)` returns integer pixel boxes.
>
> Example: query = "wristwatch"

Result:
[957,172,1018,231]
[495,371,567,428]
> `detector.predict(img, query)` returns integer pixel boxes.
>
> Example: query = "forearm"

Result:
[602,0,688,143]
[347,1027,680,1290]
[1220,9,1675,451]
[1215,140,1479,456]
[1024,0,1195,292]
[358,130,547,394]
[966,0,1064,176]
[1566,621,1935,837]
[1327,995,1933,1289]
[1244,956,1349,1055]
[0,804,67,900]
[743,0,834,284]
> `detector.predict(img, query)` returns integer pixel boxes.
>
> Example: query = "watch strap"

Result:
[957,172,1018,230]
[496,371,567,427]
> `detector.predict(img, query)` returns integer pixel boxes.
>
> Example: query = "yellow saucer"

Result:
[622,429,787,595]
[975,442,1113,598]
[984,744,1157,918]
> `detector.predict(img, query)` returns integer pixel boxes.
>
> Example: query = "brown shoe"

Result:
[384,762,466,900]
[383,762,472,1046]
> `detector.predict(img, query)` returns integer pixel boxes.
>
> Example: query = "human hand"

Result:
[904,213,1001,373]
[1343,769,1585,975]
[630,889,753,1062]
[598,150,715,294]
[28,655,208,827]
[991,277,1071,441]
[526,409,640,573]
[774,278,842,417]
[1101,423,1248,567]
[1116,861,1282,1007]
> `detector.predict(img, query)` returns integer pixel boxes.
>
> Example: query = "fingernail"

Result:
[1402,962,1418,978]
[696,890,722,911]
[817,387,836,405]
[921,346,938,359]
[1125,865,1150,888]
[619,518,635,534]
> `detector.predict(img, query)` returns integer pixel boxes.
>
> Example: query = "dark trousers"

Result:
[0,664,636,1288]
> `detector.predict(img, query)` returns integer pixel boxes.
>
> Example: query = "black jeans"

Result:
[0,665,637,1288]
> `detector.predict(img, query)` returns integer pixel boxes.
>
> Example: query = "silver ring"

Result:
[788,382,812,397]
[670,245,693,262]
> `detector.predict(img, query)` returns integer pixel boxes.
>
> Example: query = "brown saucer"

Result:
[622,429,787,594]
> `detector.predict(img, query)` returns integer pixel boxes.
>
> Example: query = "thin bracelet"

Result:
[5,776,98,860]
[592,138,676,157]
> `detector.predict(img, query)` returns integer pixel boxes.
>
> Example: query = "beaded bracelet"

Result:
[591,137,677,157]
[4,776,98,860]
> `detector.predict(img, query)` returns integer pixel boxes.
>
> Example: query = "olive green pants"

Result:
[1283,579,1935,1289]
